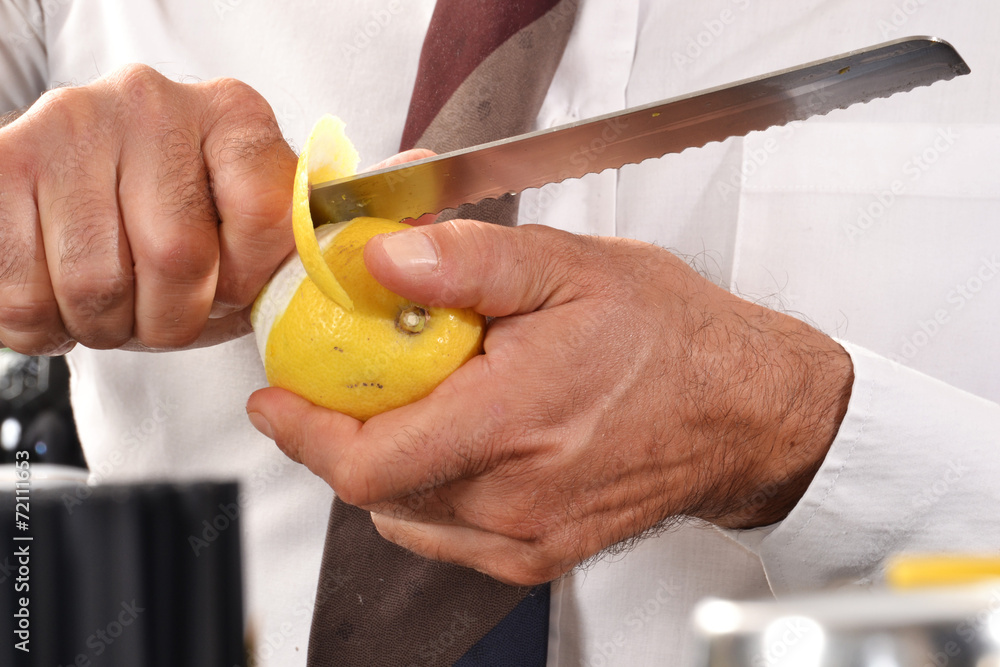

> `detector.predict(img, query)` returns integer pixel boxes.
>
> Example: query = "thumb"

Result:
[363,220,586,316]
[246,386,362,482]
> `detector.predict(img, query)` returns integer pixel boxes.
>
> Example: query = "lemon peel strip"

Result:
[292,114,360,312]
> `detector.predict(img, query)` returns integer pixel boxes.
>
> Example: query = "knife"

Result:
[310,35,969,225]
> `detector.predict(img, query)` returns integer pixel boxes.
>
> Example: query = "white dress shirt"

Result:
[2,1,998,664]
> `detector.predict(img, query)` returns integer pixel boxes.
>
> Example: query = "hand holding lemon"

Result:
[248,185,853,585]
[250,116,484,421]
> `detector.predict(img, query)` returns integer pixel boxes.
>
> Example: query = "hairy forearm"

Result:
[698,303,855,529]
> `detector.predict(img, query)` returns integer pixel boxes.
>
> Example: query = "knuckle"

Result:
[205,78,285,166]
[30,91,112,190]
[58,266,132,321]
[112,63,172,111]
[332,476,370,508]
[0,299,60,337]
[218,114,284,166]
[32,85,94,132]
[210,77,275,124]
[493,524,575,586]
[549,232,606,292]
[141,228,218,284]
[334,487,362,508]
[328,453,366,505]
[29,89,104,173]
[212,77,267,110]
[518,550,568,585]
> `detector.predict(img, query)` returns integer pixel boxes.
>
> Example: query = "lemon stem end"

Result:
[397,306,427,334]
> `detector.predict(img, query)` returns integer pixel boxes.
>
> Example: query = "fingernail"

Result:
[247,410,274,440]
[380,231,438,274]
[48,339,77,356]
[209,301,240,319]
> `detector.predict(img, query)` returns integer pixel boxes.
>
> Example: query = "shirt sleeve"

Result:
[0,0,48,112]
[750,340,1000,593]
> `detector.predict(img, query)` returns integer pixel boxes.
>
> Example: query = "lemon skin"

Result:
[252,217,484,421]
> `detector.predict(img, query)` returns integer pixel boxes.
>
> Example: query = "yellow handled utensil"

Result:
[886,554,1000,589]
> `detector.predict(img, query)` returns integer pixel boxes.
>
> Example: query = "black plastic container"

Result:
[0,481,245,666]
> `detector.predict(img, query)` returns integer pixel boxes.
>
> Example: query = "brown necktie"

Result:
[306,1,577,665]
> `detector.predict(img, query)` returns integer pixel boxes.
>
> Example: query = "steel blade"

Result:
[310,36,969,225]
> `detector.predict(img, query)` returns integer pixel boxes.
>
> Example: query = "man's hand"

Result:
[0,64,297,354]
[246,219,854,586]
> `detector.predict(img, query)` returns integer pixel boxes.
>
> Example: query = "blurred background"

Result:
[0,351,246,666]
[0,348,86,470]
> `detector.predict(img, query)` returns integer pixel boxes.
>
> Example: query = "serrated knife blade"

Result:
[310,36,969,225]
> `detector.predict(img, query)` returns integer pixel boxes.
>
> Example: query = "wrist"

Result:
[694,299,854,529]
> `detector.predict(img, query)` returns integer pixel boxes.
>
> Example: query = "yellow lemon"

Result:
[251,116,484,421]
